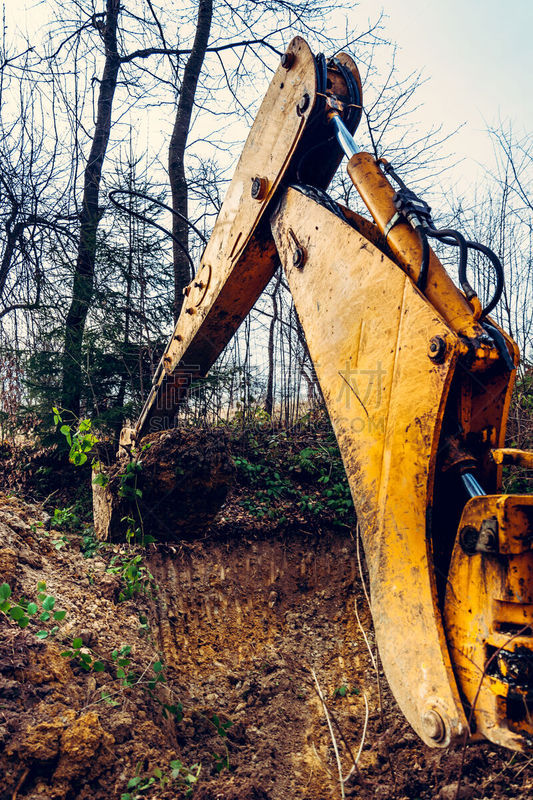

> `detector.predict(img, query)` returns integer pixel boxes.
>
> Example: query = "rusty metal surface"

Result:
[270,187,468,747]
[492,448,533,469]
[445,494,533,749]
[136,36,318,438]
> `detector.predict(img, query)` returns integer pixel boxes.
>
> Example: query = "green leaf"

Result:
[9,605,25,621]
[0,599,10,612]
[37,581,47,591]
[116,668,126,679]
[0,583,11,600]
[36,630,48,639]
[27,602,38,615]
[93,661,105,672]
[60,424,70,436]
[127,777,142,789]
[17,616,30,628]
[61,650,73,658]
[101,690,119,706]
[40,611,51,622]
[53,610,67,621]
[153,661,163,673]
[42,596,56,611]
[72,637,83,649]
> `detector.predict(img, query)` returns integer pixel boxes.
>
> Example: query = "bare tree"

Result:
[60,0,121,417]
[168,0,213,320]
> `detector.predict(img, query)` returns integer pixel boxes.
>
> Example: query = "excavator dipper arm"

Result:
[116,38,533,751]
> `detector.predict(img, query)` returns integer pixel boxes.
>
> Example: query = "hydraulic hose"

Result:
[425,227,472,298]
[416,226,431,291]
[425,226,504,317]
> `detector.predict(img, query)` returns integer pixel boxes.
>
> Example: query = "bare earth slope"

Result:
[1,489,533,800]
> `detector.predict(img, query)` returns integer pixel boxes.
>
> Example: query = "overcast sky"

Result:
[352,0,532,190]
[5,0,532,196]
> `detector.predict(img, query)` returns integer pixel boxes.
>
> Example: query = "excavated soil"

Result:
[1,490,533,800]
[100,428,235,541]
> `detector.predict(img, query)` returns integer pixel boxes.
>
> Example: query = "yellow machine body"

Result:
[115,38,533,750]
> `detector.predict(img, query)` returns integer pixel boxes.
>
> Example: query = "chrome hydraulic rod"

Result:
[461,472,486,498]
[330,113,358,159]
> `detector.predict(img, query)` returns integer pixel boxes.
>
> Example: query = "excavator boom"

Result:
[110,38,533,751]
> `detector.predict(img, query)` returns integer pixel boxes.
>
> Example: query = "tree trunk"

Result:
[265,271,282,416]
[60,0,121,417]
[168,0,213,321]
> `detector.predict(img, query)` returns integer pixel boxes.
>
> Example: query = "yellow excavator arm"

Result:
[115,38,533,751]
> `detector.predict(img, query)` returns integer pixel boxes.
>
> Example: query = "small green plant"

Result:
[208,713,233,774]
[111,645,137,686]
[213,752,230,773]
[121,759,201,799]
[119,459,143,500]
[333,685,348,698]
[81,528,104,558]
[51,506,79,529]
[100,690,120,707]
[138,613,150,634]
[144,659,183,720]
[61,637,105,672]
[53,407,98,466]
[333,684,360,698]
[107,552,156,601]
[211,714,233,738]
[0,581,66,638]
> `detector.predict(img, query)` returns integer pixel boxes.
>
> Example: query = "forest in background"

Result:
[0,0,531,446]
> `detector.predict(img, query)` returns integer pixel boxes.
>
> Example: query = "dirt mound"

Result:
[94,427,234,541]
[1,493,533,799]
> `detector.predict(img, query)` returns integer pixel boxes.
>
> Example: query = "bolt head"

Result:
[281,52,294,70]
[460,524,480,554]
[251,176,268,201]
[428,335,447,363]
[421,709,446,743]
[297,93,310,116]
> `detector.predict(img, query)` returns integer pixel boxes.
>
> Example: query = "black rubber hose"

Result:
[416,226,431,290]
[462,240,504,317]
[426,226,473,298]
[333,57,362,133]
[426,226,504,316]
